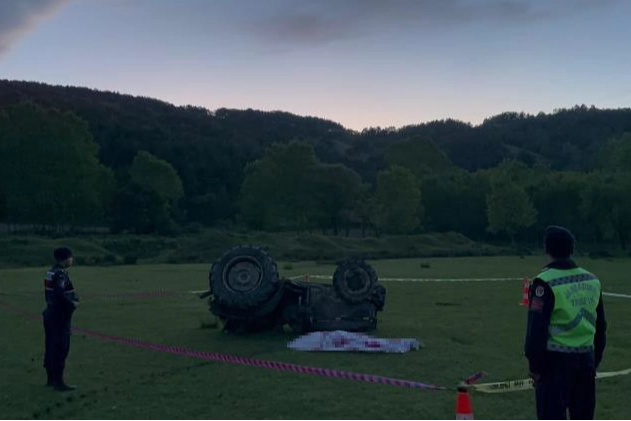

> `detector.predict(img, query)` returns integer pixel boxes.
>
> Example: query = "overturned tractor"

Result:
[203,245,386,333]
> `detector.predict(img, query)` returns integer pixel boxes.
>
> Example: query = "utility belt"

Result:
[546,343,594,353]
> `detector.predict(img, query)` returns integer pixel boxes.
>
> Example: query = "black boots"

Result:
[46,368,76,392]
[45,368,54,387]
[53,382,77,392]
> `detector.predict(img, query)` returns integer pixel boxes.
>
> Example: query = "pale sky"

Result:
[1,0,630,130]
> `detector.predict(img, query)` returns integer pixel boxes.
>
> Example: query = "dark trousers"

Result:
[535,352,596,420]
[43,311,72,381]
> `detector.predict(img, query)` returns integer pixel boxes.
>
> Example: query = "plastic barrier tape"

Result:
[472,378,535,393]
[298,275,522,282]
[602,292,631,299]
[290,276,631,297]
[472,369,631,393]
[0,301,449,392]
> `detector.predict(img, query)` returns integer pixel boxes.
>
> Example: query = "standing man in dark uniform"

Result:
[43,247,79,391]
[525,226,607,419]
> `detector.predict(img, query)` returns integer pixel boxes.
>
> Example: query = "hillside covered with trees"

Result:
[1,79,631,249]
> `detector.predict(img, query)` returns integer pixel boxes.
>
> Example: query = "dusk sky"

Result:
[1,0,630,130]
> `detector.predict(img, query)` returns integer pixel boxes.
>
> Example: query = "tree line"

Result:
[236,135,631,249]
[1,80,631,248]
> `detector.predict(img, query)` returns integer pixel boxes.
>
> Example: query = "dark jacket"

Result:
[524,260,606,374]
[44,264,78,318]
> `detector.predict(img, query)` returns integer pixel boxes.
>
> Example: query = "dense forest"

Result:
[1,79,631,248]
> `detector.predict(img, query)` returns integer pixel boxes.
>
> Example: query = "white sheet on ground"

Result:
[288,330,421,353]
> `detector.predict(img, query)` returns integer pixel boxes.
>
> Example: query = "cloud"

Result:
[0,0,71,56]
[247,0,618,46]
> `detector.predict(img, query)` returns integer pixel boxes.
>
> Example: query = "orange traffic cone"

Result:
[519,278,531,307]
[456,385,474,420]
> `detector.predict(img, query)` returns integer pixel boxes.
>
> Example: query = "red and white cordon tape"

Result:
[0,301,475,392]
[2,301,627,394]
[289,275,631,299]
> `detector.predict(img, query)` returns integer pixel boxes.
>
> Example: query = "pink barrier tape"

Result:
[464,371,486,385]
[71,325,448,390]
[0,302,41,321]
[0,301,453,391]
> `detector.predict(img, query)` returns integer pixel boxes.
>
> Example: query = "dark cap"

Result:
[544,226,575,259]
[54,247,73,262]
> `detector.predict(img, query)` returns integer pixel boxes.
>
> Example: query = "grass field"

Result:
[0,231,504,269]
[1,256,630,419]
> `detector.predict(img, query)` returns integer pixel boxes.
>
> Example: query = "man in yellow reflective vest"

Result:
[525,226,607,419]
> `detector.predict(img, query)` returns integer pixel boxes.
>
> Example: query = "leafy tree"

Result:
[486,182,537,244]
[0,182,6,224]
[0,103,114,229]
[112,151,183,234]
[581,173,631,249]
[4,80,631,245]
[421,171,489,240]
[312,164,363,235]
[129,151,183,202]
[181,189,232,226]
[515,150,537,167]
[375,166,421,235]
[239,160,270,230]
[385,136,454,178]
[599,133,631,172]
[110,184,176,235]
[239,141,320,231]
[486,159,533,187]
[531,171,587,241]
[353,187,379,237]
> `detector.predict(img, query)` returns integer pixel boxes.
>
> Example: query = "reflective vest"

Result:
[536,267,601,353]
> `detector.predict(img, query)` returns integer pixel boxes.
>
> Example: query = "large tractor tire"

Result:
[371,284,387,311]
[209,245,280,311]
[332,259,378,304]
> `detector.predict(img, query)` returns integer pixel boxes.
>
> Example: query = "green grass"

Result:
[0,256,629,419]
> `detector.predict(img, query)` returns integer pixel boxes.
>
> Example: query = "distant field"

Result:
[1,256,629,419]
[0,231,505,269]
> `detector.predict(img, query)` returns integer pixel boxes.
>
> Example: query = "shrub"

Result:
[102,254,122,265]
[590,250,614,259]
[76,256,100,266]
[123,255,138,265]
[183,223,204,235]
